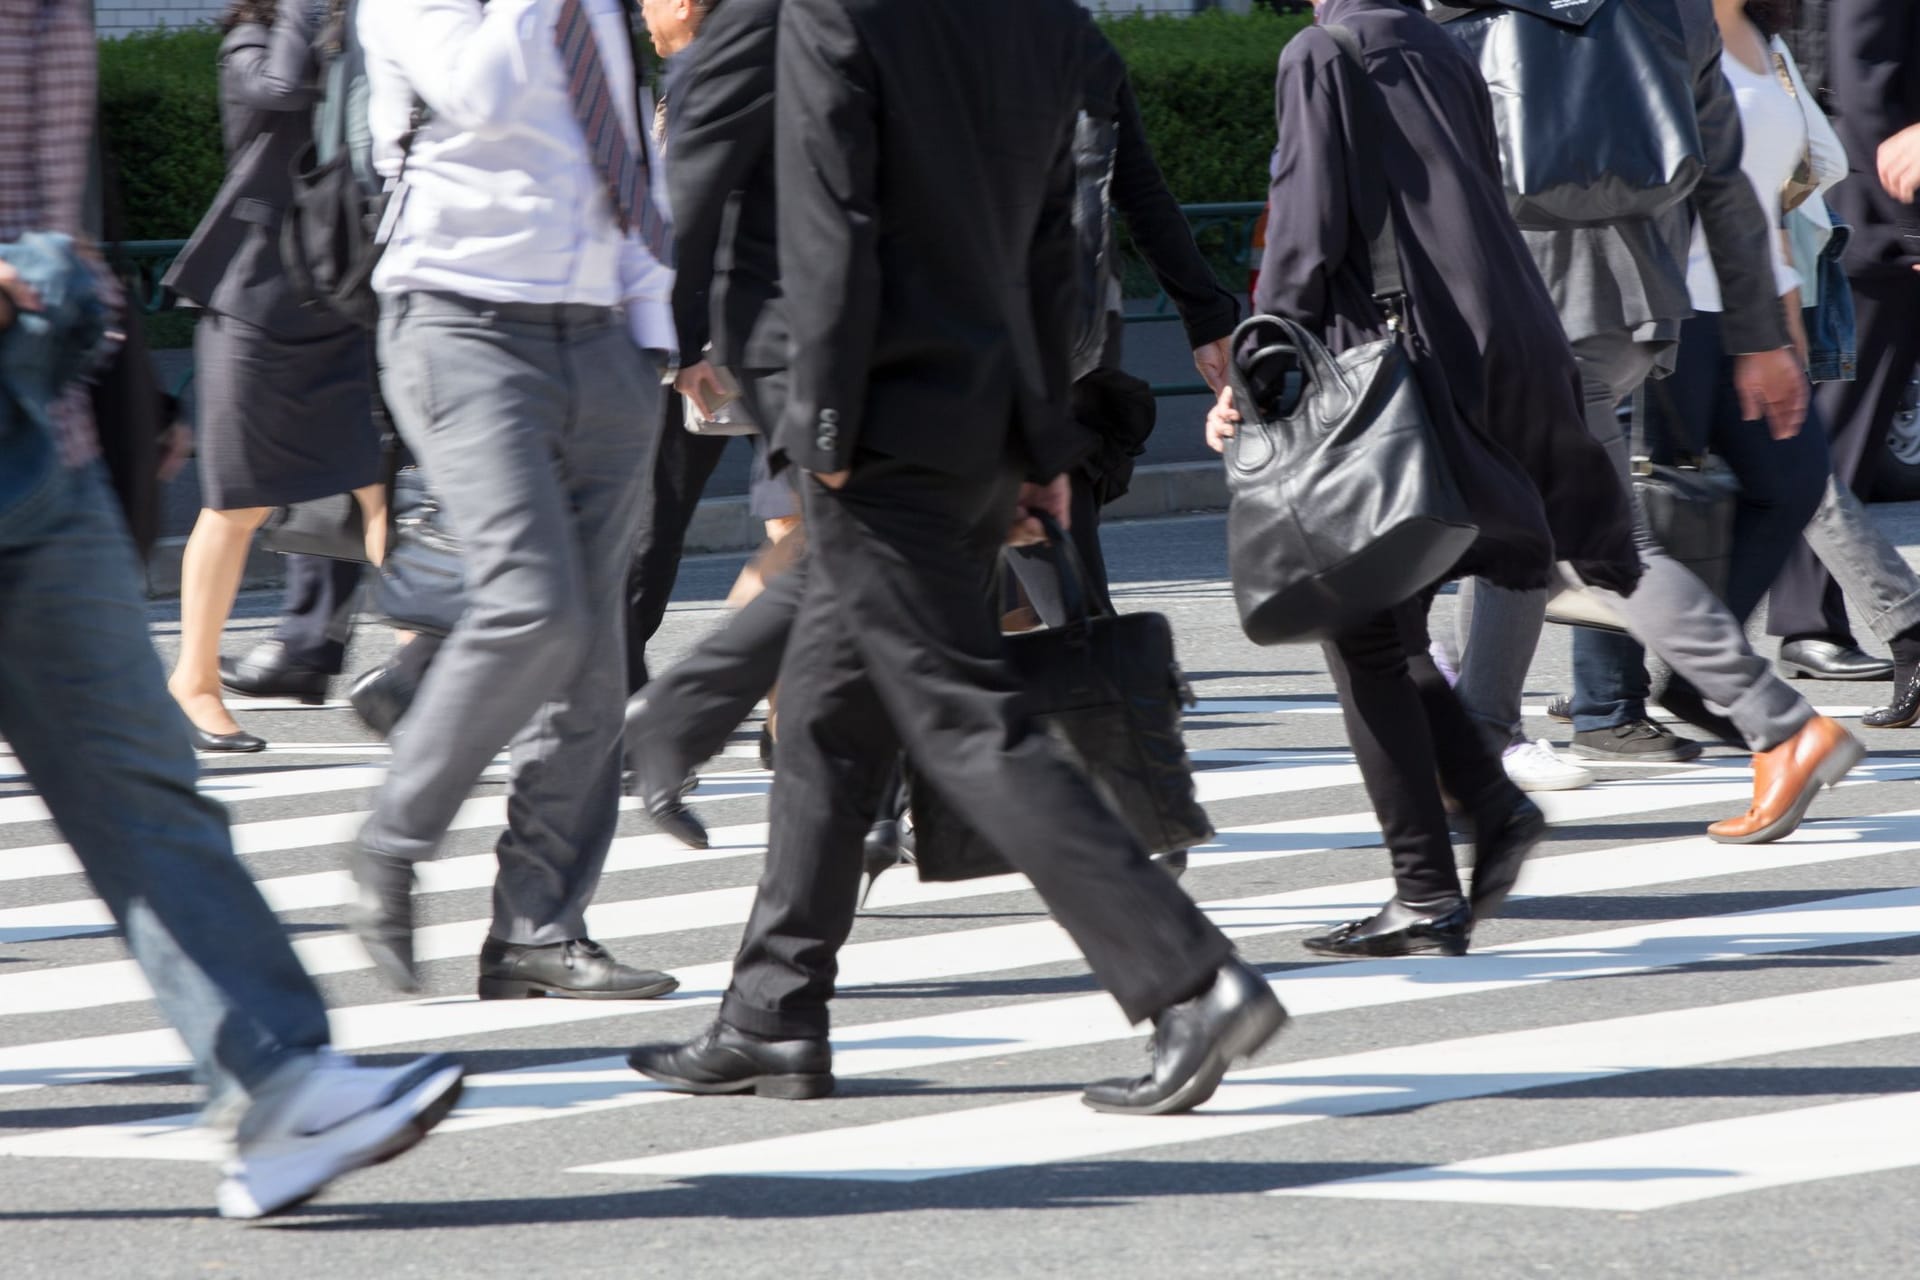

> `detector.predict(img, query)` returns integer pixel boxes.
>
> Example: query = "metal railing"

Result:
[107,198,1267,399]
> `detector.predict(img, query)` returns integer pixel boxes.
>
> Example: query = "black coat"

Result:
[1254,0,1638,593]
[1817,0,1920,277]
[772,0,1102,483]
[668,0,785,372]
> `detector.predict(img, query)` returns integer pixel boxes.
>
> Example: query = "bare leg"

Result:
[168,505,271,735]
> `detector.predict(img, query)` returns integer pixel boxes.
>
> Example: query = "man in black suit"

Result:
[628,0,1283,1116]
[1769,0,1920,660]
[622,0,807,847]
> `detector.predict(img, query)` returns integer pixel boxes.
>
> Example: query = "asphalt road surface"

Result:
[5,511,1920,1278]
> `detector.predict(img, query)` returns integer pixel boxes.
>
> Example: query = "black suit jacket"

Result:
[164,9,341,337]
[669,0,786,371]
[1820,0,1920,276]
[1083,32,1238,353]
[772,0,1102,482]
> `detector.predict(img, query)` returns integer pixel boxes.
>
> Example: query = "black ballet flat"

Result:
[1863,670,1920,729]
[188,722,266,753]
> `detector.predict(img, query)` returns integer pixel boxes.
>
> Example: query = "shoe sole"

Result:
[629,1064,836,1100]
[1567,743,1703,764]
[1507,771,1592,793]
[1781,662,1894,682]
[218,1063,466,1220]
[478,973,681,1001]
[220,681,328,706]
[1707,736,1867,846]
[1302,934,1471,959]
[1081,993,1290,1118]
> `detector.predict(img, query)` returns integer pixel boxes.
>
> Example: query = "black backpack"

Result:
[279,0,423,329]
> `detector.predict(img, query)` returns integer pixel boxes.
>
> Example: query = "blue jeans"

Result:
[0,461,329,1117]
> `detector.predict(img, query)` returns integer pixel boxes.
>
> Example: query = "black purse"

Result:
[908,517,1214,883]
[1430,0,1704,230]
[1223,26,1479,647]
[259,491,368,562]
[373,465,467,636]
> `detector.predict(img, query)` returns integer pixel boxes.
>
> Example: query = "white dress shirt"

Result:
[358,0,675,354]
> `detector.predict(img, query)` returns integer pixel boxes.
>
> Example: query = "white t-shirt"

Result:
[1684,51,1807,313]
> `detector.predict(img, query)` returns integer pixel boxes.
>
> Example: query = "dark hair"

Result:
[221,0,278,31]
[1744,0,1795,37]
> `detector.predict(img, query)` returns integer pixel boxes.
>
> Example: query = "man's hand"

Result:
[1733,347,1810,441]
[1007,474,1071,547]
[1880,124,1920,203]
[1192,337,1232,394]
[811,469,851,490]
[675,360,730,418]
[1204,384,1240,454]
[0,259,42,333]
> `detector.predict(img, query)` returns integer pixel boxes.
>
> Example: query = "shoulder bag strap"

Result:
[1318,25,1407,307]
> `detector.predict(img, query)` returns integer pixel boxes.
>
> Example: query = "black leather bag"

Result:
[1223,26,1478,647]
[259,491,367,562]
[1431,0,1704,230]
[909,519,1214,884]
[373,465,467,636]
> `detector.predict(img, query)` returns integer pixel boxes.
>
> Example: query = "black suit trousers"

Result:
[717,454,1231,1038]
[625,395,730,692]
[274,554,363,673]
[1770,273,1920,642]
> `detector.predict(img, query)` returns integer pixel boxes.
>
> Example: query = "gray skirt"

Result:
[193,311,380,511]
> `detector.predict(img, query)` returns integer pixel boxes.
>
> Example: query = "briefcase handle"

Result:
[1028,510,1114,631]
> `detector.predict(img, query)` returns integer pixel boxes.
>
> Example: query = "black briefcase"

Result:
[259,491,368,562]
[908,519,1214,883]
[373,465,467,636]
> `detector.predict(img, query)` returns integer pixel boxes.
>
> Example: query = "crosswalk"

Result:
[4,677,1920,1227]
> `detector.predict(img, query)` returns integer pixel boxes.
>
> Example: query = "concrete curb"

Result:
[143,460,1231,598]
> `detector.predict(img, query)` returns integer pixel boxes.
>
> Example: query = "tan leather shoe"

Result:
[1707,715,1865,845]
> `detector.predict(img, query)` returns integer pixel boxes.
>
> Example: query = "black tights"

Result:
[1324,593,1519,904]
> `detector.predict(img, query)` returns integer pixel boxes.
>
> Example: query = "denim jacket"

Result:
[1800,219,1857,384]
[0,234,113,517]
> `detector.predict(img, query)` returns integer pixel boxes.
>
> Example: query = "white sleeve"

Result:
[358,0,542,134]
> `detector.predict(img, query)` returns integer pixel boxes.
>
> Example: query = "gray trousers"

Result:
[361,293,658,946]
[1801,476,1920,644]
[1455,329,1810,754]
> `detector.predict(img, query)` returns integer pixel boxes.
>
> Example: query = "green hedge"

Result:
[1104,10,1305,206]
[99,27,225,243]
[97,11,1302,243]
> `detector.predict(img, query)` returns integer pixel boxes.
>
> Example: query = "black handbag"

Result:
[1546,409,1737,632]
[373,465,467,636]
[1430,0,1704,230]
[1223,26,1478,647]
[908,518,1214,884]
[259,491,368,562]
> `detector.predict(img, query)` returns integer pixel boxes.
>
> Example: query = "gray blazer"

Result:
[163,9,342,337]
[1513,0,1791,356]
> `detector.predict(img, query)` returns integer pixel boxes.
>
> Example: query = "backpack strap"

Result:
[1318,25,1407,307]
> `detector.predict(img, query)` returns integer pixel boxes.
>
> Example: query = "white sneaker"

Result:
[1502,738,1593,792]
[217,1050,465,1220]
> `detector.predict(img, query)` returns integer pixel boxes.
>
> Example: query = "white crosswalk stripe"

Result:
[5,650,1920,1230]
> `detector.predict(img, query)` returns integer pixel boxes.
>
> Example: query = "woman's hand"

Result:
[0,259,43,333]
[1204,384,1240,454]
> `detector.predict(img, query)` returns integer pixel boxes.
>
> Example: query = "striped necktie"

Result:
[554,0,672,265]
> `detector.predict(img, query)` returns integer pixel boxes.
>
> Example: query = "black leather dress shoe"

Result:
[349,845,418,992]
[1082,957,1287,1116]
[188,722,267,753]
[348,663,421,740]
[477,937,679,1000]
[1469,797,1546,921]
[1303,897,1473,958]
[219,641,332,705]
[628,1020,834,1099]
[1779,637,1894,682]
[623,697,710,850]
[1864,669,1920,729]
